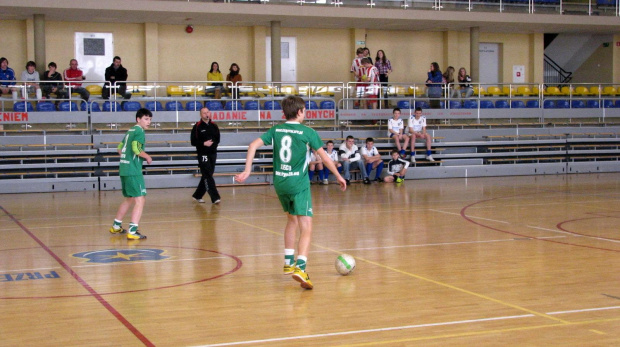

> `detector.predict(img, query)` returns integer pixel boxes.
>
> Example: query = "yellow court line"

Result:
[224,216,571,325]
[342,316,620,346]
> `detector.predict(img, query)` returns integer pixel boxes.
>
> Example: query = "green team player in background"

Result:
[109,108,153,240]
[235,95,347,289]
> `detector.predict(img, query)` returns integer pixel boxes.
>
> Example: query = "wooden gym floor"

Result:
[1,173,619,346]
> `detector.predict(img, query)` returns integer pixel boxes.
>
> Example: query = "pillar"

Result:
[33,14,45,75]
[270,21,281,83]
[470,27,480,82]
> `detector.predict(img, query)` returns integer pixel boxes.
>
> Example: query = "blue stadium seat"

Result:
[414,101,430,109]
[495,100,509,109]
[59,101,79,112]
[264,100,282,110]
[480,100,494,109]
[305,100,318,110]
[526,100,540,108]
[449,100,461,109]
[586,100,599,108]
[165,101,183,111]
[463,100,478,109]
[597,0,614,5]
[603,99,615,108]
[186,101,203,111]
[510,100,525,108]
[36,102,56,112]
[81,101,101,112]
[543,100,556,109]
[205,101,223,111]
[123,101,142,112]
[570,100,585,108]
[320,100,335,109]
[144,101,163,112]
[103,101,121,112]
[396,100,410,109]
[439,101,445,109]
[224,101,242,110]
[244,100,259,110]
[615,100,620,108]
[556,100,570,108]
[13,101,33,112]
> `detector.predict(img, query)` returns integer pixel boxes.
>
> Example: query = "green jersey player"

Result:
[235,96,346,289]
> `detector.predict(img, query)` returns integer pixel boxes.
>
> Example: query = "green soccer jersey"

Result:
[118,125,146,176]
[260,121,323,195]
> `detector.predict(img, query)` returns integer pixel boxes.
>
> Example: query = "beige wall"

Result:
[0,20,27,71]
[572,44,613,84]
[5,19,548,84]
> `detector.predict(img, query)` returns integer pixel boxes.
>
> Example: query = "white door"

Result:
[75,32,114,84]
[266,36,297,82]
[479,43,499,84]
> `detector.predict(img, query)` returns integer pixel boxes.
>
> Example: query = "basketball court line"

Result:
[0,205,156,347]
[224,216,572,325]
[193,310,620,347]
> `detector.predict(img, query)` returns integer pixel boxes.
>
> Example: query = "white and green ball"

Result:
[335,254,356,275]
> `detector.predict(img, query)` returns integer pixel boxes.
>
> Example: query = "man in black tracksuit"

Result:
[102,56,131,100]
[190,107,221,204]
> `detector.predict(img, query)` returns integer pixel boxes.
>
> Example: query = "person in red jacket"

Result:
[63,59,90,101]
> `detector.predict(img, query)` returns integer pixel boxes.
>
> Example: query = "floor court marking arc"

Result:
[0,205,155,347]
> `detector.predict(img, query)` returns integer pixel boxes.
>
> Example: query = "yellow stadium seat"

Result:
[559,86,571,96]
[544,86,560,96]
[166,85,187,97]
[86,85,102,96]
[588,86,601,96]
[516,86,532,96]
[473,86,487,96]
[601,86,617,96]
[532,86,541,96]
[502,86,514,96]
[185,86,206,97]
[412,85,425,96]
[487,86,502,96]
[574,86,589,96]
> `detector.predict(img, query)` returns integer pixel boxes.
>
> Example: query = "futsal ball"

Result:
[335,254,356,276]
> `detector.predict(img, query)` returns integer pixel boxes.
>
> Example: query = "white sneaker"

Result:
[426,155,435,162]
[213,199,221,204]
[193,197,205,203]
[322,179,329,185]
[410,156,416,163]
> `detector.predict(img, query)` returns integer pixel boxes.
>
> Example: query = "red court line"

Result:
[459,195,620,253]
[0,205,155,347]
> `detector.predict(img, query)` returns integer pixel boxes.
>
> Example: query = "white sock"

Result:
[36,89,42,100]
[12,91,18,100]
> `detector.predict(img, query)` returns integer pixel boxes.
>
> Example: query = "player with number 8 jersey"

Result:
[236,96,346,290]
[260,124,323,195]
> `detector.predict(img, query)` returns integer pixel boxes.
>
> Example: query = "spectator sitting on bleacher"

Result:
[226,63,242,100]
[408,107,434,163]
[308,149,326,185]
[63,59,90,101]
[0,57,18,100]
[42,62,68,102]
[361,137,384,182]
[322,140,342,184]
[383,150,409,184]
[388,107,410,158]
[102,56,131,100]
[339,135,370,185]
[20,61,42,100]
[458,67,473,98]
[207,62,225,99]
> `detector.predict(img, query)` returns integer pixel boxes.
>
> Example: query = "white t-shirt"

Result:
[388,118,404,136]
[310,151,319,162]
[325,148,339,162]
[361,145,379,159]
[408,116,427,133]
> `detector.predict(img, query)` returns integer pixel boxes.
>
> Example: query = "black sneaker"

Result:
[345,179,351,186]
[375,177,383,183]
[363,178,371,184]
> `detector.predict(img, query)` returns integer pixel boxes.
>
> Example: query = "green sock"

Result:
[128,223,138,233]
[112,219,122,229]
[296,256,307,271]
[284,249,295,266]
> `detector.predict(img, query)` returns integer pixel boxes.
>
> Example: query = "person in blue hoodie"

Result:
[0,57,17,99]
[426,62,443,109]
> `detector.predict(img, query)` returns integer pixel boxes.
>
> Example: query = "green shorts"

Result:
[277,187,313,216]
[121,175,147,198]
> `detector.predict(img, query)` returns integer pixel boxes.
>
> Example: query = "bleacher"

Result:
[1,81,619,193]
